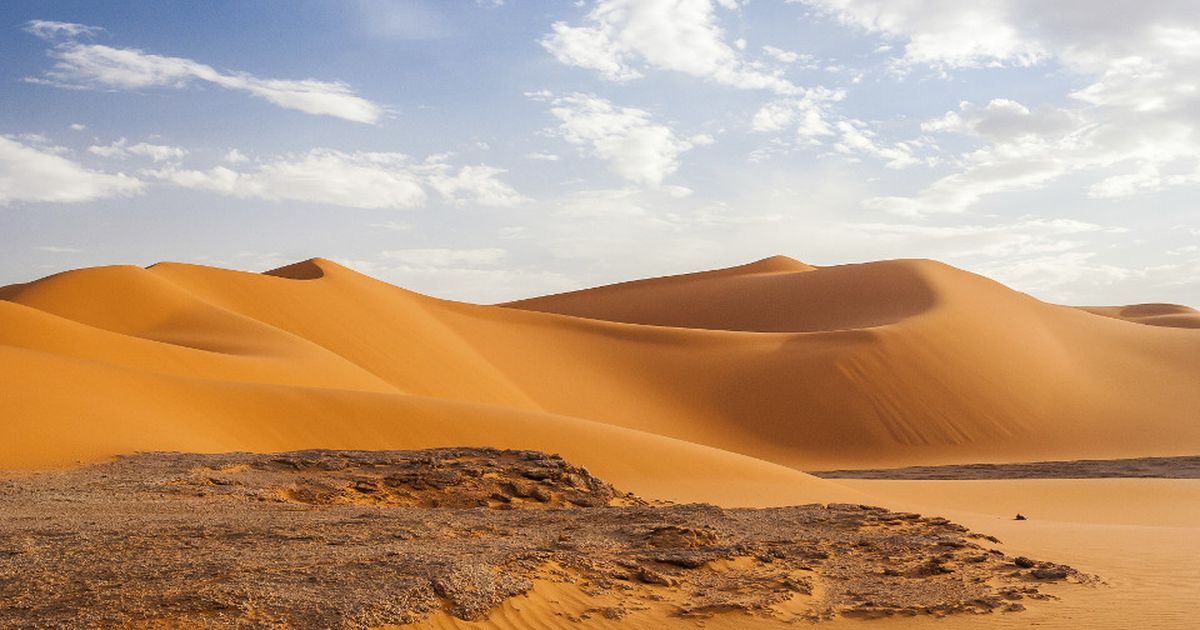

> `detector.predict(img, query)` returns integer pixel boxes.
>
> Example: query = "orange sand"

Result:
[3,256,1199,495]
[3,255,1198,627]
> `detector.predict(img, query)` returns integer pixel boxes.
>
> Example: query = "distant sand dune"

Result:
[2,255,1198,505]
[1078,303,1200,328]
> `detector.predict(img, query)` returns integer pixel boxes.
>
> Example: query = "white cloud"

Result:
[526,152,561,161]
[761,45,817,68]
[423,163,527,207]
[35,245,83,253]
[223,149,249,164]
[535,92,710,186]
[147,150,426,209]
[846,217,1126,259]
[798,1,1200,211]
[0,136,143,205]
[921,99,1083,141]
[872,94,1200,214]
[27,21,384,124]
[832,120,923,169]
[88,138,186,162]
[68,123,86,131]
[798,1,1047,71]
[24,20,103,40]
[752,88,928,168]
[145,149,524,209]
[751,88,844,136]
[542,0,798,93]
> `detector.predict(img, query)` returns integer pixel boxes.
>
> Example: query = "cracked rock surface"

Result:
[0,449,1094,628]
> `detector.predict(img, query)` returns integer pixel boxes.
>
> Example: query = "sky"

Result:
[1,0,1198,305]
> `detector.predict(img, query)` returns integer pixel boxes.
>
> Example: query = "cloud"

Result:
[24,20,103,40]
[831,121,925,169]
[88,138,186,162]
[147,150,424,209]
[35,245,83,253]
[797,1,1200,211]
[26,21,384,124]
[871,94,1200,215]
[145,149,524,209]
[761,45,816,67]
[797,1,1047,71]
[533,92,711,185]
[380,248,507,267]
[972,251,1139,301]
[423,162,528,207]
[845,217,1126,258]
[751,87,843,136]
[921,99,1084,141]
[542,0,799,93]
[0,136,143,205]
[752,88,929,168]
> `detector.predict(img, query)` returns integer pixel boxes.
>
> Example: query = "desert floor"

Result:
[2,255,1197,628]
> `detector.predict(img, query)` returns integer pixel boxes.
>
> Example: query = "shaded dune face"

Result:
[1,255,1198,506]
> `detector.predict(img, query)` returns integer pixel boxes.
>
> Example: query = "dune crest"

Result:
[2,255,1198,502]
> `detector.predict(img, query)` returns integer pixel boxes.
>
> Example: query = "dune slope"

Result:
[1,255,1198,495]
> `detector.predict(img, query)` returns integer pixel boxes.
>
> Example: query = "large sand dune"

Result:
[2,255,1198,501]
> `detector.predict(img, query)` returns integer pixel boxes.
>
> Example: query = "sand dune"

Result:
[1078,303,1200,329]
[3,255,1198,628]
[2,255,1199,495]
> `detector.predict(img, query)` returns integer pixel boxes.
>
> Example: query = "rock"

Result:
[0,449,1090,629]
[634,566,674,586]
[646,525,719,548]
[1031,565,1071,580]
[432,564,532,621]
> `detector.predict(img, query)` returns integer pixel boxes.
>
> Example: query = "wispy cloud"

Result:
[88,138,186,162]
[25,20,385,124]
[752,87,930,169]
[24,20,103,40]
[143,149,525,209]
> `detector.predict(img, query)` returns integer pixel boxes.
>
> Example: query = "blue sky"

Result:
[1,0,1197,305]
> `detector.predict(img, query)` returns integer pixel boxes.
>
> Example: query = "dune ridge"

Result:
[2,255,1198,505]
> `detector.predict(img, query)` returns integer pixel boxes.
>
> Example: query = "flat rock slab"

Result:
[0,449,1094,628]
